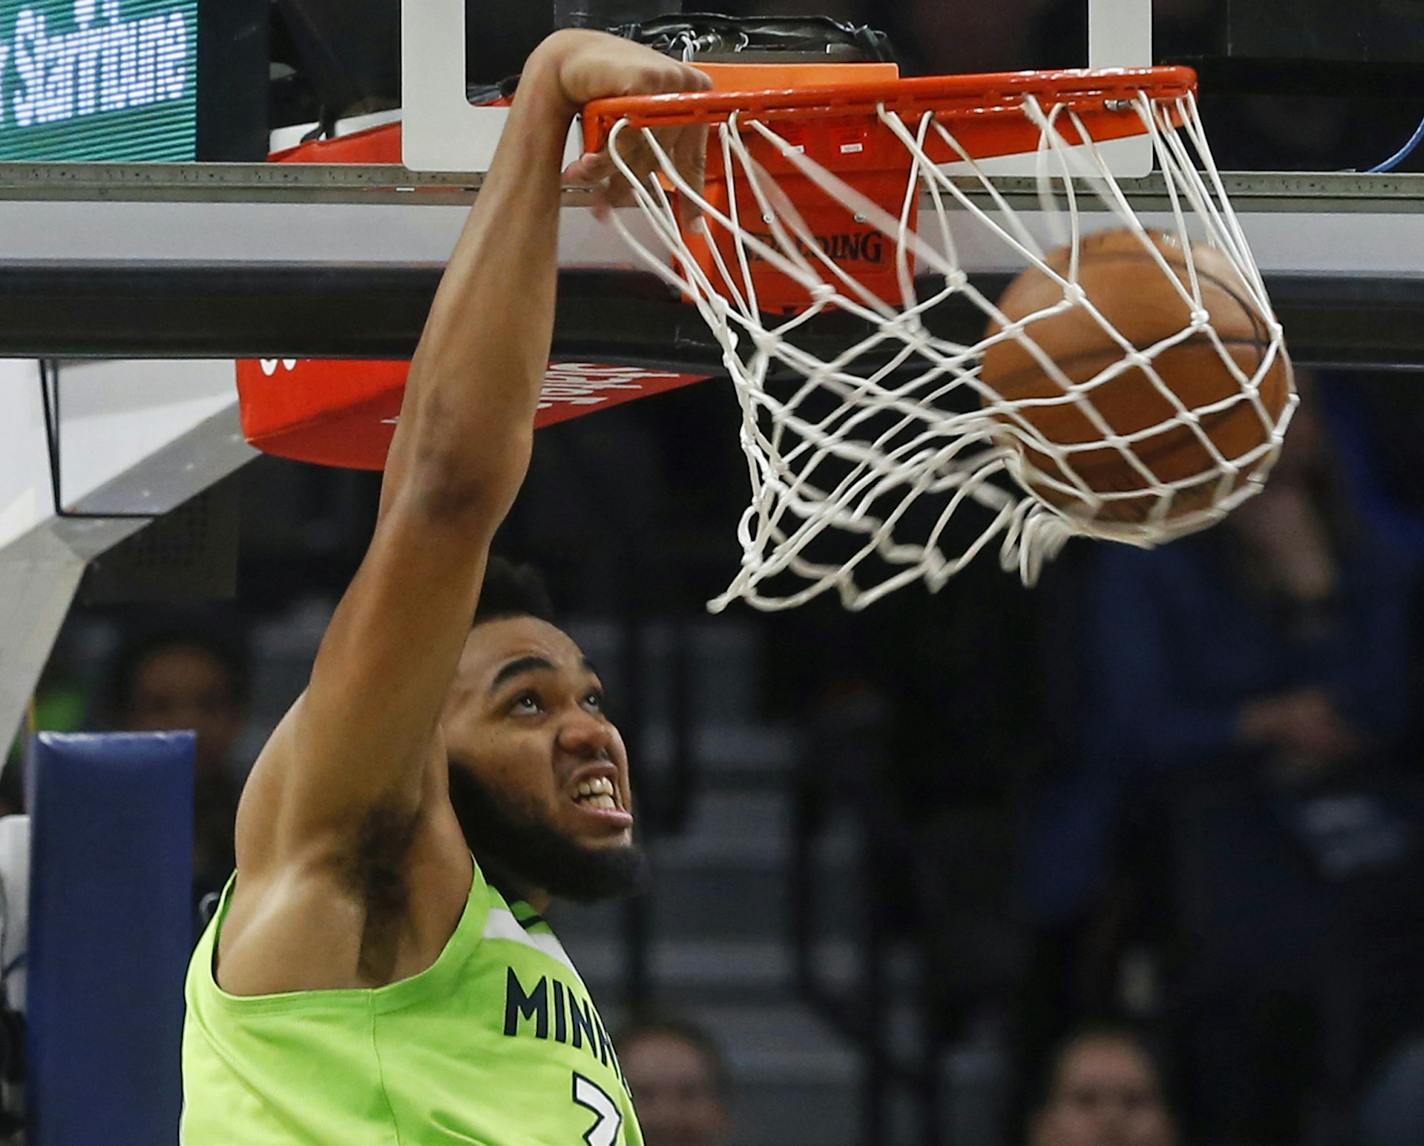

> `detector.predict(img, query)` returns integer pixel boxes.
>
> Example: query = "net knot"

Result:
[890,310,926,339]
[1125,349,1153,371]
[750,329,779,354]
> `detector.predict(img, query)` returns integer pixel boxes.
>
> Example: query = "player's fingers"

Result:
[578,123,705,219]
[628,60,712,100]
[603,178,641,211]
[586,184,612,224]
[681,63,714,94]
[608,140,669,206]
[563,151,615,186]
[672,124,708,225]
[622,59,711,100]
[615,128,660,181]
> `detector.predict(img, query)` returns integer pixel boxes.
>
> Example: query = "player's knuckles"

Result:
[632,62,705,95]
[579,154,616,178]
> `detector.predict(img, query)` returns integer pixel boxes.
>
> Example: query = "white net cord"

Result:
[604,88,1297,612]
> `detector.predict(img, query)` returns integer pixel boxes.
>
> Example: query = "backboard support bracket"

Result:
[400,1,1152,174]
[401,0,580,173]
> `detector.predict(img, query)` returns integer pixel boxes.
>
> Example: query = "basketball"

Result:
[980,228,1293,526]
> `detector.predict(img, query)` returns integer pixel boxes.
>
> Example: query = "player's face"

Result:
[1031,1038,1175,1146]
[441,616,641,902]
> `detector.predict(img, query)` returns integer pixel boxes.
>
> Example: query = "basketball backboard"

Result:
[400,1,1153,174]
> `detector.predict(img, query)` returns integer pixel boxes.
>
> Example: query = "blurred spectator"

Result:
[1029,1024,1177,1146]
[101,614,253,924]
[617,1016,733,1146]
[1021,383,1424,1142]
[1356,1034,1424,1146]
[1023,379,1414,926]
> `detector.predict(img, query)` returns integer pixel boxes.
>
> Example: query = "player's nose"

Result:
[556,709,614,759]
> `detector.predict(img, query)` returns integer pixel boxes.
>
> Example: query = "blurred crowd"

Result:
[783,367,1424,1146]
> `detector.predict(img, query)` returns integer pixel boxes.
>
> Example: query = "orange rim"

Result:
[582,66,1197,151]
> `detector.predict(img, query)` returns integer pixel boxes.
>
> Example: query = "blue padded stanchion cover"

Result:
[27,732,194,1146]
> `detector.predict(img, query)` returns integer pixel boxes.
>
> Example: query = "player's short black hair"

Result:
[1032,1020,1173,1114]
[472,557,556,627]
[615,1014,731,1099]
[104,612,252,721]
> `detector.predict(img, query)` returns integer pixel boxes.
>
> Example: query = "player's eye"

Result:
[510,691,543,715]
[583,689,605,711]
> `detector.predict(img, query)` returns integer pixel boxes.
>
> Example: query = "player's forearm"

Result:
[382,39,579,521]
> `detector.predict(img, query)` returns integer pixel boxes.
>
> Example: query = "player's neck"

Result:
[484,860,551,913]
[521,887,553,914]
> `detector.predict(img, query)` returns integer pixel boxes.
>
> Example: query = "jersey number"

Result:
[572,1073,622,1146]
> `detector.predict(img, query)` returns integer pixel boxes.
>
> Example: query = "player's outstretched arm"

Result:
[239,32,709,878]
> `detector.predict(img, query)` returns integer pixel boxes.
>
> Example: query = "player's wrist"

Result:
[523,29,600,119]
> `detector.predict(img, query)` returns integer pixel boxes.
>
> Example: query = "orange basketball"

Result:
[979,228,1292,526]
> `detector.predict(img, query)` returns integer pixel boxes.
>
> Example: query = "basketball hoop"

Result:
[582,66,1296,611]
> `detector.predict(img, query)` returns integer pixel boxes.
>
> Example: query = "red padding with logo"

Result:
[242,119,710,470]
[237,358,711,470]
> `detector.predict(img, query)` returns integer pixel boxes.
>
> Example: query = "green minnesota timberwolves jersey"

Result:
[182,860,642,1146]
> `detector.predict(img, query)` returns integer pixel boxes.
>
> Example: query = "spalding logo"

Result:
[744,230,885,265]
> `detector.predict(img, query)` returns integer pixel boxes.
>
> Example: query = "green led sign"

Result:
[0,0,197,161]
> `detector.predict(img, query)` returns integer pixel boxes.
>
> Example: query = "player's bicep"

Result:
[255,493,496,864]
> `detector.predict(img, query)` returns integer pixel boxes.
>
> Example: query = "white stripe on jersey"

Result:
[482,907,576,973]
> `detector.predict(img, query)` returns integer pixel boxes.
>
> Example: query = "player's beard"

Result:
[446,759,648,905]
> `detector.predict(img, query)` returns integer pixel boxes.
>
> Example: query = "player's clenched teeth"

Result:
[573,776,619,810]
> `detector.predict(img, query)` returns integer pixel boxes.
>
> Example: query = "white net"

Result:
[603,83,1297,611]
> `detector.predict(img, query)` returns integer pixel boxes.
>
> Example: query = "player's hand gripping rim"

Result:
[545,29,711,225]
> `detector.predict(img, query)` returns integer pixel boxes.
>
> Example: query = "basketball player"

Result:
[181,30,710,1144]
